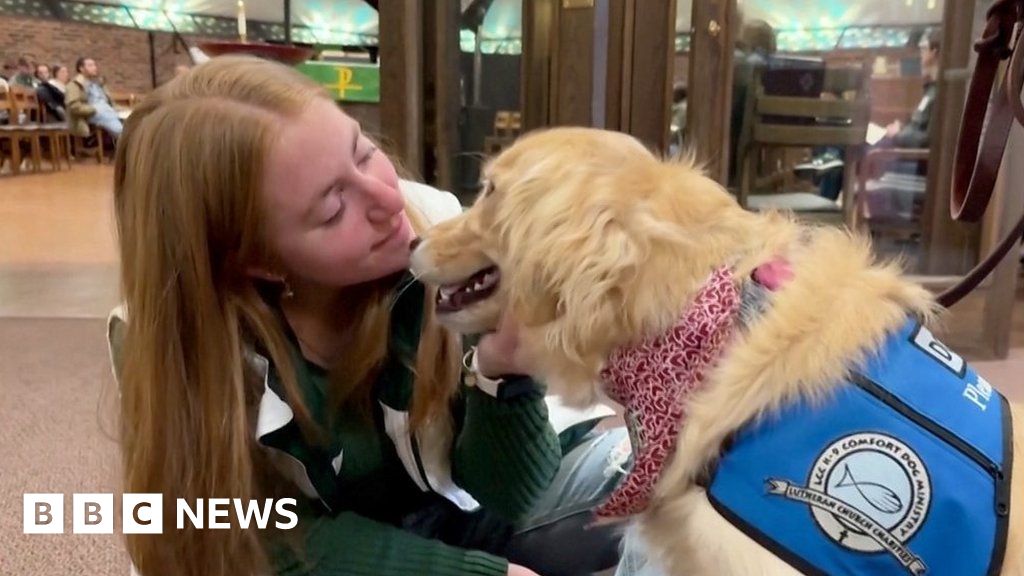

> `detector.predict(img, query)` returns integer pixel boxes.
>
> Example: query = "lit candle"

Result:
[237,0,247,42]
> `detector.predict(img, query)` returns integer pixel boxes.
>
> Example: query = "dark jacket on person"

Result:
[892,79,937,149]
[36,82,67,122]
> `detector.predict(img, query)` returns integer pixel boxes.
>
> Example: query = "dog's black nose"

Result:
[409,237,422,251]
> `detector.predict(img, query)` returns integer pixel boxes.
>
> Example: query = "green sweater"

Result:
[266,276,562,576]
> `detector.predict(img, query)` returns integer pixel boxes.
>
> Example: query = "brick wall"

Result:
[0,14,211,94]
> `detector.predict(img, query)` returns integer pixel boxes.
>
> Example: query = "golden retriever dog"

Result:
[409,127,1022,575]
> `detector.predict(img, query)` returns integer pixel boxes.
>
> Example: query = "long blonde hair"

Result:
[113,55,460,576]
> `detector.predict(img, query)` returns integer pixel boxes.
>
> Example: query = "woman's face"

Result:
[261,99,413,290]
[919,39,938,70]
[55,67,69,83]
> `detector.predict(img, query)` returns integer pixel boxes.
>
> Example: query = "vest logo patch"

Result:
[767,432,932,575]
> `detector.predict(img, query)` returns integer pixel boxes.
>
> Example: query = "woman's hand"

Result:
[475,310,530,378]
[507,563,542,576]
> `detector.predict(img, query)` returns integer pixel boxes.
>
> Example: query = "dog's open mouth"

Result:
[436,266,501,313]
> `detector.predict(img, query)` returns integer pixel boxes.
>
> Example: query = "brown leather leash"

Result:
[940,0,1024,307]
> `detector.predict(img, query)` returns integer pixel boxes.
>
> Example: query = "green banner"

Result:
[296,62,380,103]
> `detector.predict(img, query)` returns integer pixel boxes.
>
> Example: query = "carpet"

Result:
[0,318,127,576]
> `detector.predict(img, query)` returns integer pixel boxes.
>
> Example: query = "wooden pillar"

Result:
[551,2,596,126]
[522,0,557,130]
[623,0,675,151]
[686,0,736,183]
[522,0,675,152]
[921,0,981,275]
[378,0,424,176]
[422,1,461,190]
[601,0,676,152]
[523,0,599,130]
[602,0,627,132]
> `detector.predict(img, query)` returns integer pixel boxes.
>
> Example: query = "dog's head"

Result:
[410,127,742,404]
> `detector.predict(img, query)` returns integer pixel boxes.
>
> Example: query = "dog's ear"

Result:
[503,196,656,375]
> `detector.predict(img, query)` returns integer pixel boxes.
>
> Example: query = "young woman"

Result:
[36,63,68,121]
[110,56,626,576]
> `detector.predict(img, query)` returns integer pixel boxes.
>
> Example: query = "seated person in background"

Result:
[729,18,777,187]
[817,29,942,201]
[50,64,69,91]
[10,56,39,89]
[33,63,49,84]
[35,64,67,122]
[66,57,122,138]
[880,29,940,150]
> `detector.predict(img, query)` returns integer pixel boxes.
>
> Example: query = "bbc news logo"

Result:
[24,494,298,534]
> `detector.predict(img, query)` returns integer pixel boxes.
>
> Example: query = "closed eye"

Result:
[358,144,377,167]
[323,208,343,226]
[317,189,344,226]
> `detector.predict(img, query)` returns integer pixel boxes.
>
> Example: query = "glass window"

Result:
[669,0,694,156]
[719,0,953,277]
[452,0,523,200]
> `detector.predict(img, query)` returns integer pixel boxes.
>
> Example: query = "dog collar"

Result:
[596,265,742,518]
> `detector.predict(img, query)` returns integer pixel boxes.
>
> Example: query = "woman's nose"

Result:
[363,181,405,223]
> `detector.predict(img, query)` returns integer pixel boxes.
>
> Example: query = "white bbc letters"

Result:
[207,498,231,529]
[24,494,64,534]
[73,493,114,534]
[25,494,299,533]
[123,493,163,534]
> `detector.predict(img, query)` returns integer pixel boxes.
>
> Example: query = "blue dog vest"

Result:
[707,320,1013,576]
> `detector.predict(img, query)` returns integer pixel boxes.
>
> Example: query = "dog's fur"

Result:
[410,128,1023,575]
